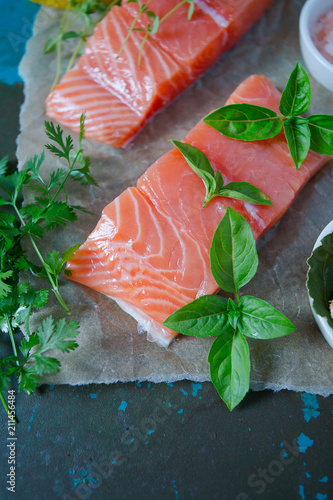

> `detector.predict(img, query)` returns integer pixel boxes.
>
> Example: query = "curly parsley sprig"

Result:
[0,115,96,422]
[0,114,95,312]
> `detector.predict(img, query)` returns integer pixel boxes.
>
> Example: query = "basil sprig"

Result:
[164,207,295,410]
[203,62,333,170]
[171,140,272,208]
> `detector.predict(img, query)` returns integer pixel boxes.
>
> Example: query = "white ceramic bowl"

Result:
[299,0,333,92]
[308,220,333,348]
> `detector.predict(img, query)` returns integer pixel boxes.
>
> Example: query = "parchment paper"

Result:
[17,0,333,395]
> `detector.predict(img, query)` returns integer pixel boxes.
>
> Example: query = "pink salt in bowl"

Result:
[299,0,333,91]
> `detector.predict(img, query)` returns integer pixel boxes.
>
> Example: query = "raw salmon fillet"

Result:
[45,0,274,148]
[66,75,331,346]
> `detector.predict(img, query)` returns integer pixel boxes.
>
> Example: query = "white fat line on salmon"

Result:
[135,191,211,282]
[85,18,143,117]
[244,201,266,231]
[114,13,147,113]
[194,0,230,28]
[75,266,198,302]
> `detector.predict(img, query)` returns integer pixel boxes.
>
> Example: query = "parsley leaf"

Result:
[0,117,92,421]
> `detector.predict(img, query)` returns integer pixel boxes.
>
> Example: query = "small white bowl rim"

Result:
[308,220,333,349]
[299,0,333,72]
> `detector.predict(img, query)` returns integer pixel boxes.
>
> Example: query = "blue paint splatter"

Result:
[72,477,81,488]
[301,393,320,422]
[297,433,314,454]
[316,494,327,500]
[135,382,142,387]
[171,479,180,500]
[148,430,155,435]
[319,476,328,483]
[27,403,38,432]
[71,469,93,488]
[49,384,54,391]
[90,393,98,399]
[118,401,127,412]
[180,389,188,396]
[299,484,305,500]
[178,409,183,414]
[191,383,202,397]
[306,472,311,478]
[248,427,251,432]
[167,383,173,387]
[283,452,288,458]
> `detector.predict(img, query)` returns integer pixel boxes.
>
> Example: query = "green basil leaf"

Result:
[307,232,333,327]
[171,140,219,206]
[208,328,250,411]
[237,295,296,339]
[279,62,311,116]
[171,139,214,179]
[171,141,272,208]
[226,298,240,329]
[283,117,310,169]
[203,103,282,141]
[163,295,231,337]
[308,114,333,155]
[210,207,258,296]
[217,181,273,206]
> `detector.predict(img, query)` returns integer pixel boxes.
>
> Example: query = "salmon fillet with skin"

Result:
[66,75,331,346]
[45,0,274,148]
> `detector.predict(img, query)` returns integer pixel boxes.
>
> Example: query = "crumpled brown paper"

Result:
[17,0,333,395]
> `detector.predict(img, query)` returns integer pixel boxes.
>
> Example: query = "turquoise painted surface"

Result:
[1,1,40,84]
[301,393,320,422]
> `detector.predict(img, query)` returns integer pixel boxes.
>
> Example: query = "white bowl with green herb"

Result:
[307,220,333,348]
